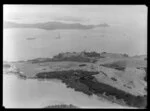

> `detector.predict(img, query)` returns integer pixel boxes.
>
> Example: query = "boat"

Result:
[55,33,61,39]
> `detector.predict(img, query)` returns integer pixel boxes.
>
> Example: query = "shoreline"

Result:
[3,68,147,109]
[34,70,147,109]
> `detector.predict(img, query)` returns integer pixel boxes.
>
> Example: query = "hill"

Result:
[4,21,110,30]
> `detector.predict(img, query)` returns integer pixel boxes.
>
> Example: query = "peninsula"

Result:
[4,51,147,109]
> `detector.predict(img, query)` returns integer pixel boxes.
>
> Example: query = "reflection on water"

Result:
[3,73,127,108]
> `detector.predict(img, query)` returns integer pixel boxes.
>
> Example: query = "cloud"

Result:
[53,16,89,23]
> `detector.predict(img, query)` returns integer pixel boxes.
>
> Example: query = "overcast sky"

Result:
[4,5,147,26]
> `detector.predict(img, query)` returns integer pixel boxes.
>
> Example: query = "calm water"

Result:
[3,25,144,108]
[3,24,146,61]
[3,74,128,108]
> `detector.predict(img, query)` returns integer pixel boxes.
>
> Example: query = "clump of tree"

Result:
[53,53,63,59]
[111,77,117,81]
[79,64,87,67]
[52,53,94,62]
[35,51,103,63]
[100,61,126,71]
[44,104,79,108]
[83,51,101,58]
[35,70,99,79]
[80,76,147,108]
[18,74,27,80]
[123,54,129,57]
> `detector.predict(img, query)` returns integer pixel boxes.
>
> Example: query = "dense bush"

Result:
[52,55,92,62]
[83,51,100,57]
[35,70,99,79]
[79,64,87,67]
[53,53,63,59]
[79,77,147,108]
[44,104,79,108]
[111,77,117,81]
[123,54,129,57]
[30,51,102,63]
[101,61,126,71]
[63,56,91,62]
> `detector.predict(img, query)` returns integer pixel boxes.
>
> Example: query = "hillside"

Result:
[3,51,147,108]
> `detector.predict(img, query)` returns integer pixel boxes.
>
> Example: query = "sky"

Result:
[4,5,147,26]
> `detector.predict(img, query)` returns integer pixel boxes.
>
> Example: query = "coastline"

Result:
[34,70,147,109]
[3,51,147,109]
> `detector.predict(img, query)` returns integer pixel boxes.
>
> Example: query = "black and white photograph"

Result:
[3,5,147,109]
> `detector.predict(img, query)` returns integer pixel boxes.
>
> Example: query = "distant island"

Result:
[4,21,110,30]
